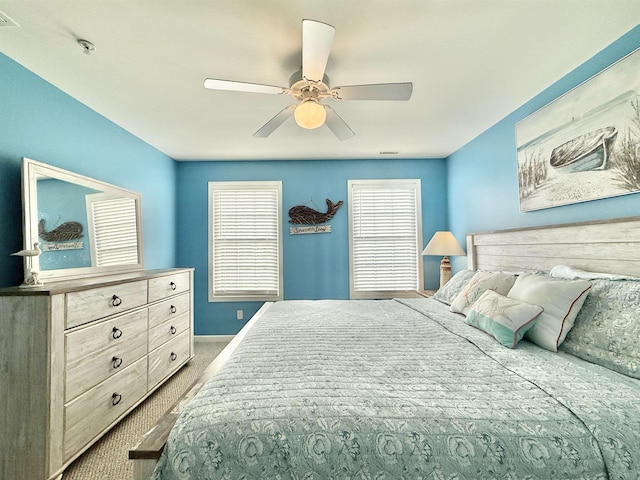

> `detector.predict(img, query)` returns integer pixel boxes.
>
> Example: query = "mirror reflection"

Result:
[22,158,144,283]
[37,177,99,270]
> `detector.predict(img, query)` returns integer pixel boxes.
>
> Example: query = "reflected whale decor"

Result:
[288,199,343,224]
[38,219,83,242]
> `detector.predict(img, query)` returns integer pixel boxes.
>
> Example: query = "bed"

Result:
[148,216,640,480]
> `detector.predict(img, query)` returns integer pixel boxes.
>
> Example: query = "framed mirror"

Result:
[21,157,144,283]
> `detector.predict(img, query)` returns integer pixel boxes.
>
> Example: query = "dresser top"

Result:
[0,268,193,296]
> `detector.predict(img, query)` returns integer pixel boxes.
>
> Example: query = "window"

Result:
[348,179,423,299]
[208,181,283,302]
[86,193,140,267]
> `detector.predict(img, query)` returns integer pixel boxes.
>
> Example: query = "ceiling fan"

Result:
[203,19,413,141]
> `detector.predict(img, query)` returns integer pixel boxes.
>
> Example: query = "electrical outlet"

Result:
[236,309,243,320]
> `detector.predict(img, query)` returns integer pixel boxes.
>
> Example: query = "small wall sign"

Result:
[289,225,332,235]
[41,241,84,251]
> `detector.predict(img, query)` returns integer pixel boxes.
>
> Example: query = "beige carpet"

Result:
[63,341,229,480]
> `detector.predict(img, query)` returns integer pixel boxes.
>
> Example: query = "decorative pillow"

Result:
[507,274,592,352]
[432,269,476,305]
[560,278,640,378]
[550,264,640,281]
[465,290,543,348]
[450,271,517,315]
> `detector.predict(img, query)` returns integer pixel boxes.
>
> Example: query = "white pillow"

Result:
[550,264,640,281]
[450,271,517,315]
[465,290,543,349]
[507,274,592,352]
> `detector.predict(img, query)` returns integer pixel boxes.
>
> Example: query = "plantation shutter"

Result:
[87,194,139,267]
[209,182,282,301]
[349,179,422,299]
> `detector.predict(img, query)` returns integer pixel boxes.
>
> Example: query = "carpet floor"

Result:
[63,341,229,480]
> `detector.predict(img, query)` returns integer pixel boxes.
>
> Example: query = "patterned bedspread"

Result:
[152,299,640,480]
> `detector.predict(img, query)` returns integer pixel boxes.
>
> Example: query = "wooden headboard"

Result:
[466,216,640,277]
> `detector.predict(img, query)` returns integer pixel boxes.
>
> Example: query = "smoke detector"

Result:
[78,39,96,55]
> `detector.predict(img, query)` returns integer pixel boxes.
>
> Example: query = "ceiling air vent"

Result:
[0,11,19,27]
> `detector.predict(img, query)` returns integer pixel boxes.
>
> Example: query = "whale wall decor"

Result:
[288,199,343,225]
[38,219,84,242]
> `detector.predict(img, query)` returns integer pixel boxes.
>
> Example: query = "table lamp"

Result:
[422,231,466,289]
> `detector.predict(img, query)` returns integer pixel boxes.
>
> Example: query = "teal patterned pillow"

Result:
[465,290,543,348]
[432,269,476,306]
[560,279,640,378]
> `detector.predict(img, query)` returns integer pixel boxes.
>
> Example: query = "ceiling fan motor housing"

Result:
[288,69,331,101]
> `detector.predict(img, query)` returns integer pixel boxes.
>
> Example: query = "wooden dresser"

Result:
[0,268,194,480]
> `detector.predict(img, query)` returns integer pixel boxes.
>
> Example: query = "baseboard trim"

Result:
[195,335,235,343]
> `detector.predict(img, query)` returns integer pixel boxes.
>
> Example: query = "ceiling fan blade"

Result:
[324,105,355,141]
[253,105,296,138]
[302,19,335,83]
[204,78,286,95]
[331,82,413,101]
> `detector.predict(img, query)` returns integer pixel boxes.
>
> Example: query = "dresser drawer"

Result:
[149,312,190,351]
[65,309,148,366]
[148,330,191,389]
[66,280,148,328]
[148,293,190,329]
[148,271,190,302]
[64,356,147,460]
[65,329,147,402]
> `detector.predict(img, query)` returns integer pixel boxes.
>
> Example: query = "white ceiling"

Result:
[1,1,639,161]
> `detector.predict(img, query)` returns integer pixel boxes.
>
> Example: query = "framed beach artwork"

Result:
[516,47,640,212]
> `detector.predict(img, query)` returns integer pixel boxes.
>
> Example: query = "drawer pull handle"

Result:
[170,281,177,291]
[111,393,122,406]
[111,295,122,307]
[170,352,177,362]
[112,356,123,369]
[170,325,177,335]
[170,305,177,314]
[112,327,123,339]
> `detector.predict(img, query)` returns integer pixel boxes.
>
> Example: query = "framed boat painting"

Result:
[516,47,640,212]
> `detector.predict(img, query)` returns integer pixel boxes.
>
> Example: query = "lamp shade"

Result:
[422,231,465,256]
[294,100,326,129]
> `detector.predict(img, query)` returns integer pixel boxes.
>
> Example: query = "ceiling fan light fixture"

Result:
[203,20,412,139]
[294,100,326,129]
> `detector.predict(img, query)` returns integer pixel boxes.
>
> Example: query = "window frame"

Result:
[208,181,283,302]
[348,179,423,299]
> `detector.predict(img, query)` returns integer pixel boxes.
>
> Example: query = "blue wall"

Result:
[3,24,638,334]
[176,159,448,335]
[447,25,640,272]
[0,53,178,287]
[0,51,446,336]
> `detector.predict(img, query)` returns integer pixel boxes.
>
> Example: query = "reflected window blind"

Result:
[87,194,139,267]
[209,182,282,301]
[349,180,421,298]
